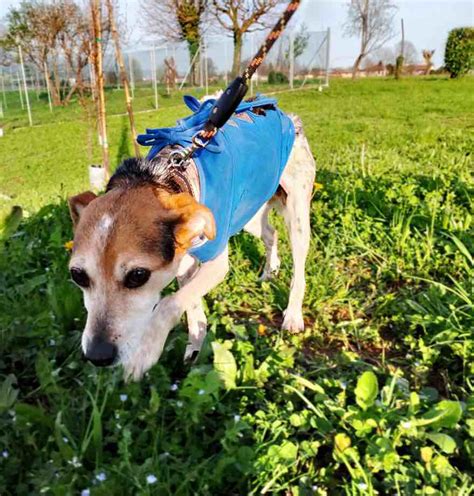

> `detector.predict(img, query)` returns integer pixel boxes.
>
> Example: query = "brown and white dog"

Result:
[68,115,315,381]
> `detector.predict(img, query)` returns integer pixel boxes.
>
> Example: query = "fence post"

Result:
[44,62,53,112]
[289,34,295,90]
[1,69,7,110]
[325,27,331,87]
[151,44,158,109]
[18,45,33,126]
[128,53,135,99]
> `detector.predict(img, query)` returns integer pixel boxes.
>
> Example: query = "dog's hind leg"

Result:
[177,255,207,362]
[277,117,315,333]
[244,203,281,280]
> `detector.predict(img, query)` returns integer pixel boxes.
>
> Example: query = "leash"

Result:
[169,0,301,167]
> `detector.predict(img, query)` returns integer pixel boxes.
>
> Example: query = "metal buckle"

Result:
[168,148,187,167]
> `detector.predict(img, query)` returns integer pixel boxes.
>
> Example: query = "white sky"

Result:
[1,0,473,68]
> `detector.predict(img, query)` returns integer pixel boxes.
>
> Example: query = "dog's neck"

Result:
[107,148,201,200]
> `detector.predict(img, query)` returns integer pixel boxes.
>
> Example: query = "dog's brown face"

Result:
[68,186,215,367]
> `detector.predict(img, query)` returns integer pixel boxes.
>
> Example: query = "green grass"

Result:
[0,77,473,495]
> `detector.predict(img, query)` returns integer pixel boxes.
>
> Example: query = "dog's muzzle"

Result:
[84,336,118,367]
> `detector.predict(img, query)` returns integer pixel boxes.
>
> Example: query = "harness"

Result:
[136,0,302,262]
[137,95,295,262]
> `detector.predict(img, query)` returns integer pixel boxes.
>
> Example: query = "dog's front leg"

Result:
[176,256,208,362]
[123,247,229,381]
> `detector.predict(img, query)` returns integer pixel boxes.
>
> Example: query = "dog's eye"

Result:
[70,267,90,288]
[124,268,151,289]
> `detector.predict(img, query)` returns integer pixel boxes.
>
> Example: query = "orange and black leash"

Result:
[170,0,301,164]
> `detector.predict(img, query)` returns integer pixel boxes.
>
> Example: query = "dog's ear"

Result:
[156,190,216,253]
[68,191,97,228]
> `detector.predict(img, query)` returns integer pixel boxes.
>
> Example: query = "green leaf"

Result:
[291,374,325,394]
[0,375,18,412]
[419,401,463,429]
[15,403,54,429]
[212,341,237,390]
[270,441,298,463]
[355,371,378,410]
[426,433,457,454]
[334,433,351,453]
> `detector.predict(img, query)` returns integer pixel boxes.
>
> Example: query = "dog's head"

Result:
[67,185,215,367]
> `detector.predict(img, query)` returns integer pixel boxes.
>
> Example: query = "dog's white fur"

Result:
[123,118,315,380]
[70,115,315,381]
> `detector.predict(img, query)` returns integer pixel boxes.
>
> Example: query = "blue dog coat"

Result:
[137,95,295,262]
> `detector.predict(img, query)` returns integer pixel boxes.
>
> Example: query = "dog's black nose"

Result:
[84,337,117,367]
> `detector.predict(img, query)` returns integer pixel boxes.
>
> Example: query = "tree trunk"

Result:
[232,32,243,78]
[90,0,110,177]
[106,0,140,157]
[352,53,365,79]
[188,41,199,86]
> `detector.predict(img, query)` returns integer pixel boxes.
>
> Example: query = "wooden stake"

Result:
[43,62,53,112]
[105,0,140,157]
[90,0,110,177]
[18,45,33,126]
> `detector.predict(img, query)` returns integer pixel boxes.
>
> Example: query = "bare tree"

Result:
[90,0,110,177]
[1,0,110,106]
[344,0,397,79]
[395,40,418,65]
[141,0,206,85]
[371,45,395,65]
[210,0,285,77]
[105,0,140,157]
[2,1,65,104]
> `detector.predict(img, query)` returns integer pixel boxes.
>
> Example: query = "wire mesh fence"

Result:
[0,29,330,128]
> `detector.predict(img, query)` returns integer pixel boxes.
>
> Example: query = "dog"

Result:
[68,97,315,381]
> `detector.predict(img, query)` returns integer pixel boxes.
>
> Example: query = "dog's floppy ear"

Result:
[68,191,97,228]
[157,190,216,253]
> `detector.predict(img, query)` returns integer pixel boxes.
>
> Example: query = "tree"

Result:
[105,0,140,157]
[371,45,394,65]
[343,0,397,79]
[140,0,206,85]
[210,0,285,77]
[395,40,418,64]
[1,0,110,106]
[444,27,474,78]
[2,1,65,105]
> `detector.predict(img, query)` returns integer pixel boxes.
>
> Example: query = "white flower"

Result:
[62,437,68,444]
[96,472,106,482]
[401,421,412,429]
[81,490,90,496]
[159,451,170,459]
[69,456,82,468]
[234,415,241,422]
[2,450,9,458]
[340,382,347,390]
[312,485,318,492]
[176,401,183,408]
[358,482,368,490]
[146,474,158,484]
[49,339,56,346]
[170,384,178,391]
[198,389,205,395]
[119,394,128,402]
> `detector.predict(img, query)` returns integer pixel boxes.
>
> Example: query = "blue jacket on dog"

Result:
[137,95,295,262]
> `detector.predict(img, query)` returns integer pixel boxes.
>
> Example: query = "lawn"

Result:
[0,77,473,495]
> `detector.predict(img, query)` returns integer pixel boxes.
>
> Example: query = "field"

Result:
[0,77,473,495]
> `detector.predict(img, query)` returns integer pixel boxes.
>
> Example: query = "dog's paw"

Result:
[282,309,305,334]
[184,343,201,363]
[259,257,281,281]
